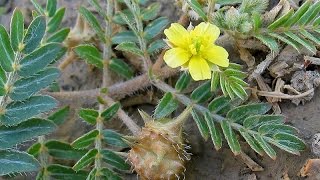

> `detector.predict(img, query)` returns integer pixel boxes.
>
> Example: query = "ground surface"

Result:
[0,0,319,180]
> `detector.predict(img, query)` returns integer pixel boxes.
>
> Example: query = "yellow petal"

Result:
[191,22,220,43]
[164,48,192,68]
[189,56,211,81]
[164,23,190,49]
[203,45,229,67]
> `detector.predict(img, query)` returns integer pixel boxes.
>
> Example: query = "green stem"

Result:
[258,25,317,35]
[152,79,276,142]
[94,0,114,178]
[124,0,152,71]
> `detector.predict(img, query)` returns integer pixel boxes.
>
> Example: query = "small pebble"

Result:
[312,133,320,157]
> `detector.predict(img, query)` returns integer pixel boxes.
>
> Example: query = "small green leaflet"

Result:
[11,68,60,101]
[78,108,98,125]
[101,150,130,171]
[71,129,99,149]
[73,149,97,171]
[101,102,120,121]
[191,110,209,141]
[74,45,103,69]
[0,25,14,72]
[23,16,46,53]
[10,8,24,51]
[47,7,65,33]
[154,92,178,119]
[19,43,65,77]
[45,140,87,160]
[0,95,57,126]
[0,118,56,149]
[220,120,241,155]
[0,150,40,176]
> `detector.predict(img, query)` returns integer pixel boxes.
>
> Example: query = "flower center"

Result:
[189,38,204,55]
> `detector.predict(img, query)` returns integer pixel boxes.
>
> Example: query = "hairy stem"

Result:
[95,0,114,176]
[104,95,140,135]
[47,67,177,105]
[152,79,278,146]
[124,0,152,71]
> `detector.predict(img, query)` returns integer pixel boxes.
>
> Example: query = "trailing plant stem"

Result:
[152,79,276,142]
[94,0,114,177]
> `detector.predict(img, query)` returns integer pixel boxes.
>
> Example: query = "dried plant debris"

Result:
[290,71,320,105]
[312,133,320,157]
[298,159,320,179]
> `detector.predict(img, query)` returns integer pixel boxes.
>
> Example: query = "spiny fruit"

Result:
[128,107,192,180]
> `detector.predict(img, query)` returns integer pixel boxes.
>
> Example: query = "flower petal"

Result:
[189,56,211,81]
[191,22,220,43]
[164,48,192,68]
[164,23,190,49]
[203,45,229,67]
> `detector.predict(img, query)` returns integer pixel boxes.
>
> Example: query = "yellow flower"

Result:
[163,22,229,81]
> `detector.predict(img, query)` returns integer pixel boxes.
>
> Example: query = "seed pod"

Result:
[128,107,192,180]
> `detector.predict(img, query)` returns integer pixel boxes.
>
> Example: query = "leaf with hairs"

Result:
[102,129,128,148]
[47,8,65,33]
[71,130,99,149]
[10,9,24,51]
[243,115,284,130]
[115,42,143,56]
[191,110,209,141]
[0,96,57,126]
[187,0,207,21]
[141,3,161,21]
[23,16,46,53]
[227,103,271,123]
[191,81,212,103]
[46,0,57,17]
[19,43,65,77]
[47,28,70,43]
[239,128,264,155]
[109,58,134,79]
[101,150,130,171]
[204,112,222,150]
[73,149,97,171]
[0,118,56,149]
[45,140,87,160]
[254,34,279,53]
[78,109,98,125]
[284,32,316,54]
[253,134,276,159]
[0,150,39,176]
[101,102,120,121]
[268,32,300,52]
[47,164,88,180]
[144,17,169,40]
[11,68,60,101]
[48,106,70,125]
[0,25,14,72]
[111,31,138,44]
[147,39,166,54]
[154,92,178,119]
[220,120,241,155]
[175,72,191,92]
[79,6,105,41]
[74,45,103,69]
